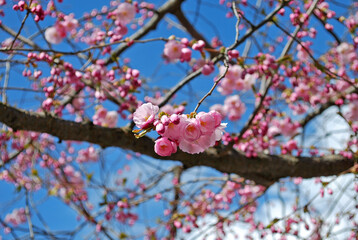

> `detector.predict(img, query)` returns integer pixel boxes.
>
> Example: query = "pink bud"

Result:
[180,48,192,62]
[170,114,180,124]
[181,38,189,46]
[156,123,165,134]
[228,49,239,59]
[201,62,214,75]
[325,23,333,31]
[192,40,205,51]
[161,115,170,126]
[174,220,182,228]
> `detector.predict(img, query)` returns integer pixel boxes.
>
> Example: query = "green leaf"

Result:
[119,232,128,239]
[321,181,329,187]
[86,173,93,181]
[266,218,279,228]
[134,127,153,138]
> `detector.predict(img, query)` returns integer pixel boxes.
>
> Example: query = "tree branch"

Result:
[158,0,287,108]
[104,0,185,65]
[0,102,355,187]
[172,7,217,58]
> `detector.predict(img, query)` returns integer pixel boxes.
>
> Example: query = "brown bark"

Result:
[0,102,355,186]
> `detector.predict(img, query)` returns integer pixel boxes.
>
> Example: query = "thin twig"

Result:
[9,1,33,50]
[237,0,320,140]
[158,1,285,108]
[25,191,35,240]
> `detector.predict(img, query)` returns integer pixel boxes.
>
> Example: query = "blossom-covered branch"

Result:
[0,102,355,186]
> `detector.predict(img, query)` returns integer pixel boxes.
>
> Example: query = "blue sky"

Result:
[0,0,356,239]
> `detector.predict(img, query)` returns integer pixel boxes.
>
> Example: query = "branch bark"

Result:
[0,102,355,187]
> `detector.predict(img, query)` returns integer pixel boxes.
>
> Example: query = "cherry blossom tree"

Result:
[0,0,357,239]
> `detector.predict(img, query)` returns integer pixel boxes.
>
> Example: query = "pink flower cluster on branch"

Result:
[45,14,79,44]
[163,38,215,75]
[93,106,119,128]
[5,208,27,226]
[133,103,226,156]
[13,1,45,22]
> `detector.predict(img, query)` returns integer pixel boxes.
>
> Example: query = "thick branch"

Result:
[0,102,354,186]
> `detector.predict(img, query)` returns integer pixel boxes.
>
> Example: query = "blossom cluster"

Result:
[45,14,79,44]
[13,1,45,22]
[92,106,119,128]
[5,208,27,226]
[163,39,215,75]
[133,103,226,156]
[217,64,257,95]
[210,95,246,121]
[45,2,136,45]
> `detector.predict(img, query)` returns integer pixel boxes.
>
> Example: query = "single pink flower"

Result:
[228,49,239,59]
[285,140,298,151]
[45,26,63,44]
[133,102,159,129]
[179,139,205,154]
[209,110,223,127]
[163,121,183,141]
[182,118,201,141]
[116,2,136,25]
[224,95,246,121]
[196,112,216,134]
[105,111,118,128]
[164,40,183,61]
[154,137,176,156]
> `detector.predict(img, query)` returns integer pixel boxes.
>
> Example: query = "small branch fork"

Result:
[237,0,320,140]
[158,0,287,108]
[193,1,241,113]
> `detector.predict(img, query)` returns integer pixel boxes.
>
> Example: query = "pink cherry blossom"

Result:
[201,61,215,75]
[192,40,205,51]
[133,102,159,129]
[154,137,176,156]
[346,100,358,121]
[179,138,205,154]
[116,2,136,25]
[179,125,225,154]
[5,208,27,226]
[209,110,223,127]
[182,118,201,141]
[77,146,98,163]
[180,47,192,62]
[218,65,257,95]
[268,118,299,137]
[93,107,108,126]
[228,49,239,59]
[223,95,246,121]
[105,111,118,128]
[163,40,183,61]
[45,26,64,44]
[196,112,216,134]
[163,121,184,141]
[61,14,78,33]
